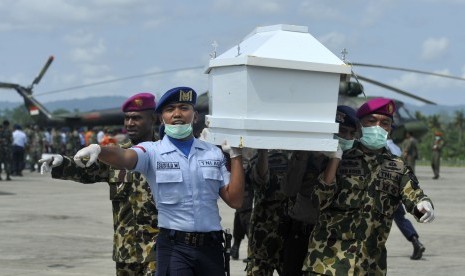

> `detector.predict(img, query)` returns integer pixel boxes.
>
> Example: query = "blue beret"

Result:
[336,105,358,128]
[356,97,396,119]
[121,92,156,112]
[156,86,197,113]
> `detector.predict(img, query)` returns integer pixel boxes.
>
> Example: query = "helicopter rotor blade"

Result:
[349,62,465,82]
[31,55,54,87]
[356,74,437,105]
[0,82,18,89]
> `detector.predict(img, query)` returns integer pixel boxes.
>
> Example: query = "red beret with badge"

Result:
[121,92,156,112]
[356,97,396,119]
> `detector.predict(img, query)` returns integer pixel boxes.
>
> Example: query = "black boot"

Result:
[411,236,425,260]
[231,243,240,260]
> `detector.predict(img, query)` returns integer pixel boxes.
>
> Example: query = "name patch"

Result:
[339,159,363,176]
[198,159,221,167]
[157,162,180,169]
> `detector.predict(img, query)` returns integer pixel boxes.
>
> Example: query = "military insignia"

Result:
[336,110,346,123]
[381,159,402,172]
[179,90,193,102]
[387,103,394,114]
[134,98,143,107]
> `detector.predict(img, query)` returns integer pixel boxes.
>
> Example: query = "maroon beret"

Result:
[356,97,396,119]
[121,93,156,112]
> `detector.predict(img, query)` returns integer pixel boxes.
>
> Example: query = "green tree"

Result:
[428,114,442,131]
[453,110,465,143]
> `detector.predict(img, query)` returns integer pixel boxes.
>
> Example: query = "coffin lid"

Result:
[206,24,351,74]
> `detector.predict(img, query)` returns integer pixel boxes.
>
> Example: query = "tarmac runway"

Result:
[0,165,463,275]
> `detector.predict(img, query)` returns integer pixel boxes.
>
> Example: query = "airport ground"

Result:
[0,165,463,276]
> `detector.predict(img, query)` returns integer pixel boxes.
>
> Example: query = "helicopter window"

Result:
[397,106,414,120]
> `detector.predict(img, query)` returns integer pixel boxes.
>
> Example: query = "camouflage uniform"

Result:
[401,136,418,173]
[27,127,44,172]
[303,141,434,276]
[51,140,158,275]
[246,151,290,276]
[0,126,12,180]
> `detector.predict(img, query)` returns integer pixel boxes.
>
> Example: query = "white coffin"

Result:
[204,24,351,151]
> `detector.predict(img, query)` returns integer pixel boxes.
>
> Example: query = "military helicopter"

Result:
[0,56,124,128]
[0,56,459,143]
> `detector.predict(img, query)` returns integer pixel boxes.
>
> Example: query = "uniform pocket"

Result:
[201,168,223,200]
[156,170,185,204]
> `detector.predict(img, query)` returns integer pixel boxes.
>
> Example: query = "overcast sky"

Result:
[1,0,464,107]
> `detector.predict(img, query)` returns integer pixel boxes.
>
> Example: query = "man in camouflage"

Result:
[246,149,290,276]
[285,105,359,276]
[27,125,44,172]
[302,98,435,276]
[0,120,12,180]
[40,93,159,275]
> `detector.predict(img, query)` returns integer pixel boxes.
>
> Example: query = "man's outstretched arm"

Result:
[73,144,138,170]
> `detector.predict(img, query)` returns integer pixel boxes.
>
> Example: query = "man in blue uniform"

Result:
[72,86,245,276]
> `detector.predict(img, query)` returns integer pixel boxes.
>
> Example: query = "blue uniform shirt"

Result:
[132,136,229,232]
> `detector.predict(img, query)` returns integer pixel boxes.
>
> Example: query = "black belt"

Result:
[160,228,224,247]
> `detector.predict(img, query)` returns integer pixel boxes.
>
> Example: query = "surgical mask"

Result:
[163,119,193,139]
[360,126,388,150]
[336,135,355,151]
[435,136,441,140]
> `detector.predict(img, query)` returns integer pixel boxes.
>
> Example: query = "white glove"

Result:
[38,154,63,174]
[416,201,435,223]
[323,145,343,159]
[221,140,242,159]
[199,128,210,141]
[73,144,101,168]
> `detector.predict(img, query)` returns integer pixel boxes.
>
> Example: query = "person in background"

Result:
[431,131,445,179]
[71,87,244,276]
[401,131,418,173]
[12,124,27,176]
[0,120,13,180]
[27,125,44,172]
[302,98,435,275]
[40,92,160,275]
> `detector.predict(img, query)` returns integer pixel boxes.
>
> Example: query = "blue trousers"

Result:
[156,232,225,276]
[394,204,418,241]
